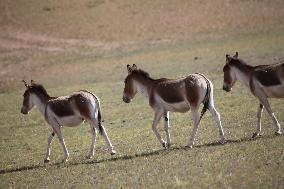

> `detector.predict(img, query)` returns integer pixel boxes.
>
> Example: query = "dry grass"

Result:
[2,0,284,41]
[1,0,284,90]
[0,0,284,188]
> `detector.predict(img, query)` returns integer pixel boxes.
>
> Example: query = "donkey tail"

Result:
[97,108,103,135]
[200,97,209,121]
[195,73,211,121]
[81,90,104,135]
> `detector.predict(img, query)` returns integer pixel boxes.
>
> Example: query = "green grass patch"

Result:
[1,30,284,188]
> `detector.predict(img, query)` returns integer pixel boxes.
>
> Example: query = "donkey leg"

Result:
[152,110,165,147]
[260,97,282,135]
[163,111,171,149]
[252,104,264,138]
[87,122,97,158]
[101,126,116,155]
[186,108,200,148]
[44,132,55,163]
[52,124,69,162]
[208,103,225,144]
[94,119,116,155]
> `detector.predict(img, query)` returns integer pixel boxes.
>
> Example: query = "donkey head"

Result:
[222,52,238,92]
[21,80,35,114]
[21,80,49,114]
[123,64,138,103]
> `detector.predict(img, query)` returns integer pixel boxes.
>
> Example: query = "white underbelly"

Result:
[57,115,84,127]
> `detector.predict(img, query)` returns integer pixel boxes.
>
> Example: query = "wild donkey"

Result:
[21,80,116,163]
[123,64,225,148]
[223,52,283,138]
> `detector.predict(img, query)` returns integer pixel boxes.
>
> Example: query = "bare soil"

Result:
[1,0,284,91]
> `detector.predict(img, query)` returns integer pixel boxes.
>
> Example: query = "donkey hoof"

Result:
[185,145,193,149]
[110,150,116,155]
[252,132,261,138]
[87,155,94,159]
[219,138,225,145]
[275,131,282,136]
[162,142,170,149]
[167,143,171,148]
[162,142,166,148]
[62,159,68,163]
[44,159,50,163]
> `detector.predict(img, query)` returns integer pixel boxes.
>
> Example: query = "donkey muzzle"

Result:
[21,107,28,114]
[122,96,131,103]
[222,84,232,92]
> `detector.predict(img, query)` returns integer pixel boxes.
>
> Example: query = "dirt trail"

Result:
[0,27,173,92]
[0,0,142,90]
[1,0,284,92]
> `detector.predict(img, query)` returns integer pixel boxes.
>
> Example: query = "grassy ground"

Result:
[0,0,284,188]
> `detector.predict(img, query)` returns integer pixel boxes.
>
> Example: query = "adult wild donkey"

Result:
[21,80,116,163]
[223,52,283,138]
[123,64,225,148]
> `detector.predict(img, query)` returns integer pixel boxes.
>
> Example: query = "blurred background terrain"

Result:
[0,0,284,188]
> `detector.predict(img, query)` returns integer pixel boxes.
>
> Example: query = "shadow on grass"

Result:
[0,134,281,175]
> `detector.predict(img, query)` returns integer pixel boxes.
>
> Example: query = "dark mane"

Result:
[231,57,284,71]
[29,84,51,98]
[230,57,253,70]
[132,69,155,81]
[230,57,249,65]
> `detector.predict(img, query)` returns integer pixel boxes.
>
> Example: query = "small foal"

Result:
[21,80,116,162]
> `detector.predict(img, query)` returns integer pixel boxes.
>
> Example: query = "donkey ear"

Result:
[127,64,133,73]
[226,54,231,64]
[132,64,137,70]
[31,80,35,85]
[22,80,28,88]
[233,52,238,58]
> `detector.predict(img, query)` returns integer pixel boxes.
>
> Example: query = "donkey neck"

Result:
[134,75,155,99]
[232,62,254,88]
[31,92,52,115]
